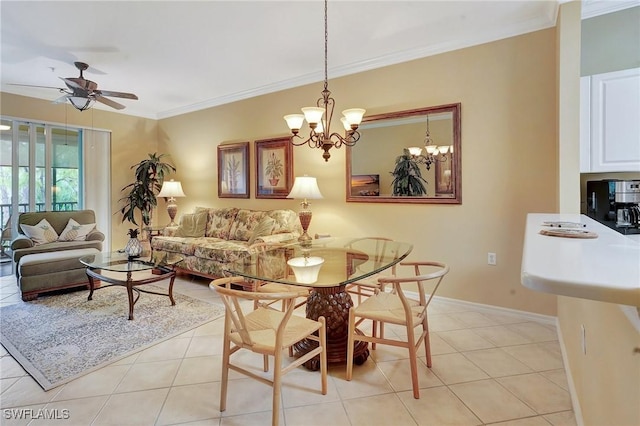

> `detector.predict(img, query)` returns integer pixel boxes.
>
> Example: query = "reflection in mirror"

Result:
[346,103,461,204]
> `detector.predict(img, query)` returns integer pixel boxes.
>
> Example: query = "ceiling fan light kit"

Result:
[10,61,138,112]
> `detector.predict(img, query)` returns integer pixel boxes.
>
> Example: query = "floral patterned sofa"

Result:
[150,207,300,278]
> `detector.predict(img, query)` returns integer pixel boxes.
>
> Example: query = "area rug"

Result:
[0,285,224,390]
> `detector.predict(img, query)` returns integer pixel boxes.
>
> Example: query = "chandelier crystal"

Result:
[284,0,365,162]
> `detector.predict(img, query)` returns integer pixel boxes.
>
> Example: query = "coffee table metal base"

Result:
[86,267,176,320]
[294,285,369,370]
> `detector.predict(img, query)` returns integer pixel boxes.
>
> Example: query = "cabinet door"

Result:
[580,76,591,173]
[590,68,640,172]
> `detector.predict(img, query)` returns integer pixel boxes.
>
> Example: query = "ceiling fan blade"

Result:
[96,90,138,100]
[8,83,65,91]
[59,76,84,91]
[95,95,125,110]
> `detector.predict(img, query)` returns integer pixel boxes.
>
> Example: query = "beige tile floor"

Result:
[0,274,577,426]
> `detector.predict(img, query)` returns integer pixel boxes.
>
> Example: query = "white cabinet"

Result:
[580,67,640,172]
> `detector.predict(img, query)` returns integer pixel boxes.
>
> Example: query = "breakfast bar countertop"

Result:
[521,213,640,307]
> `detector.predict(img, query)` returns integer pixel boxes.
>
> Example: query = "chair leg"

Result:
[346,308,356,380]
[319,317,328,395]
[371,320,378,350]
[423,315,432,368]
[272,349,283,426]
[220,333,231,412]
[407,328,420,399]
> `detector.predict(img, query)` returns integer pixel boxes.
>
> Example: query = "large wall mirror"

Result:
[346,103,461,204]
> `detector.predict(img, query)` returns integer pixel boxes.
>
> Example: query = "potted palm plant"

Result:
[119,152,176,231]
[390,149,427,196]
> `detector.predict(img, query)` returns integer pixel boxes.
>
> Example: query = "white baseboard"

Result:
[555,317,584,426]
[403,291,558,325]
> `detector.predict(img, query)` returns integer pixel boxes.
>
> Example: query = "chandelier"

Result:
[283,0,365,162]
[407,115,452,170]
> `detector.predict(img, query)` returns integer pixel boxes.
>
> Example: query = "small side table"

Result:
[144,226,165,243]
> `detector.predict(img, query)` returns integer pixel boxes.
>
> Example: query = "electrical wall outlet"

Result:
[488,252,497,265]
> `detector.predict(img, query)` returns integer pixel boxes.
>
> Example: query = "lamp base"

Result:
[167,201,178,227]
[298,209,313,247]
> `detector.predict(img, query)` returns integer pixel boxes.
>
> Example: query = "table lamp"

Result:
[287,176,323,246]
[157,179,186,226]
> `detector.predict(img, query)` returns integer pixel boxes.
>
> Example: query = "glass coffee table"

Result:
[80,251,184,320]
[225,237,413,368]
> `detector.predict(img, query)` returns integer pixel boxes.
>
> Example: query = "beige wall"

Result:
[158,28,559,315]
[0,93,160,250]
[2,28,559,316]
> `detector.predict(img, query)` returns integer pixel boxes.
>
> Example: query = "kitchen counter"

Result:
[521,213,640,307]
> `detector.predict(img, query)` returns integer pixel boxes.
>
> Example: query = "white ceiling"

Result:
[0,1,635,120]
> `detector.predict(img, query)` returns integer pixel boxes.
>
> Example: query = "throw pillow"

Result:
[174,211,208,238]
[58,218,96,241]
[248,217,276,245]
[20,219,59,245]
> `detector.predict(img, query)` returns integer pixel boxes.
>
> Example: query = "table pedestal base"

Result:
[294,285,369,370]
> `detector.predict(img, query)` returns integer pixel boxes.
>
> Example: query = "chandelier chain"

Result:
[324,0,328,92]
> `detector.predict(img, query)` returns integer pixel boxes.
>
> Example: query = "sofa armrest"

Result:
[11,235,34,250]
[86,230,105,242]
[254,233,299,245]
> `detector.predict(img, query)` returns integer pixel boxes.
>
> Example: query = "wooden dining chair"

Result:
[345,237,398,304]
[210,276,328,426]
[345,261,449,399]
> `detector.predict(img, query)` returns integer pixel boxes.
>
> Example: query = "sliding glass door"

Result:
[1,117,111,254]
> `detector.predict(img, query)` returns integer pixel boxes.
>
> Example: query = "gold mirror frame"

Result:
[346,103,461,204]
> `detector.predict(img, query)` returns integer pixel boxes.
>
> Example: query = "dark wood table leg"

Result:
[87,269,96,300]
[126,271,135,320]
[294,285,369,370]
[168,273,176,306]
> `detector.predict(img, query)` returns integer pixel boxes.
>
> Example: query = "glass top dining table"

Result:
[224,236,414,288]
[224,236,413,368]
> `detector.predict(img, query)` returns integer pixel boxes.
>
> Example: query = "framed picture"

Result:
[350,174,380,197]
[217,142,249,198]
[255,137,293,199]
[435,155,453,195]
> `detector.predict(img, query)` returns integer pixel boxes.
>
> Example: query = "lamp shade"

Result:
[287,176,323,200]
[157,179,186,198]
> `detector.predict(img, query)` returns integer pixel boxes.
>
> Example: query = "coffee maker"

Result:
[586,180,640,235]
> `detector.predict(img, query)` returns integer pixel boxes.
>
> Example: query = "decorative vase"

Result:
[125,228,143,258]
[125,237,143,258]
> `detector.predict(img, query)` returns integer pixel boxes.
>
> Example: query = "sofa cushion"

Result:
[58,218,96,241]
[229,210,266,241]
[152,236,205,256]
[20,219,59,245]
[174,211,208,237]
[248,217,276,245]
[203,208,239,239]
[193,239,251,263]
[18,210,97,236]
[267,209,301,234]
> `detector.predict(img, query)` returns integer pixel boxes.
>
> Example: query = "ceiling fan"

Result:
[10,61,138,111]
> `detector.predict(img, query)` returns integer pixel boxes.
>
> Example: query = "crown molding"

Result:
[581,0,640,19]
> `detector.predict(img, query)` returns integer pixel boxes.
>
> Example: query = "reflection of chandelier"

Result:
[407,115,453,170]
[283,0,366,162]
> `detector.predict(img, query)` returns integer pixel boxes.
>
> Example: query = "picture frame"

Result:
[255,137,293,199]
[217,142,250,198]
